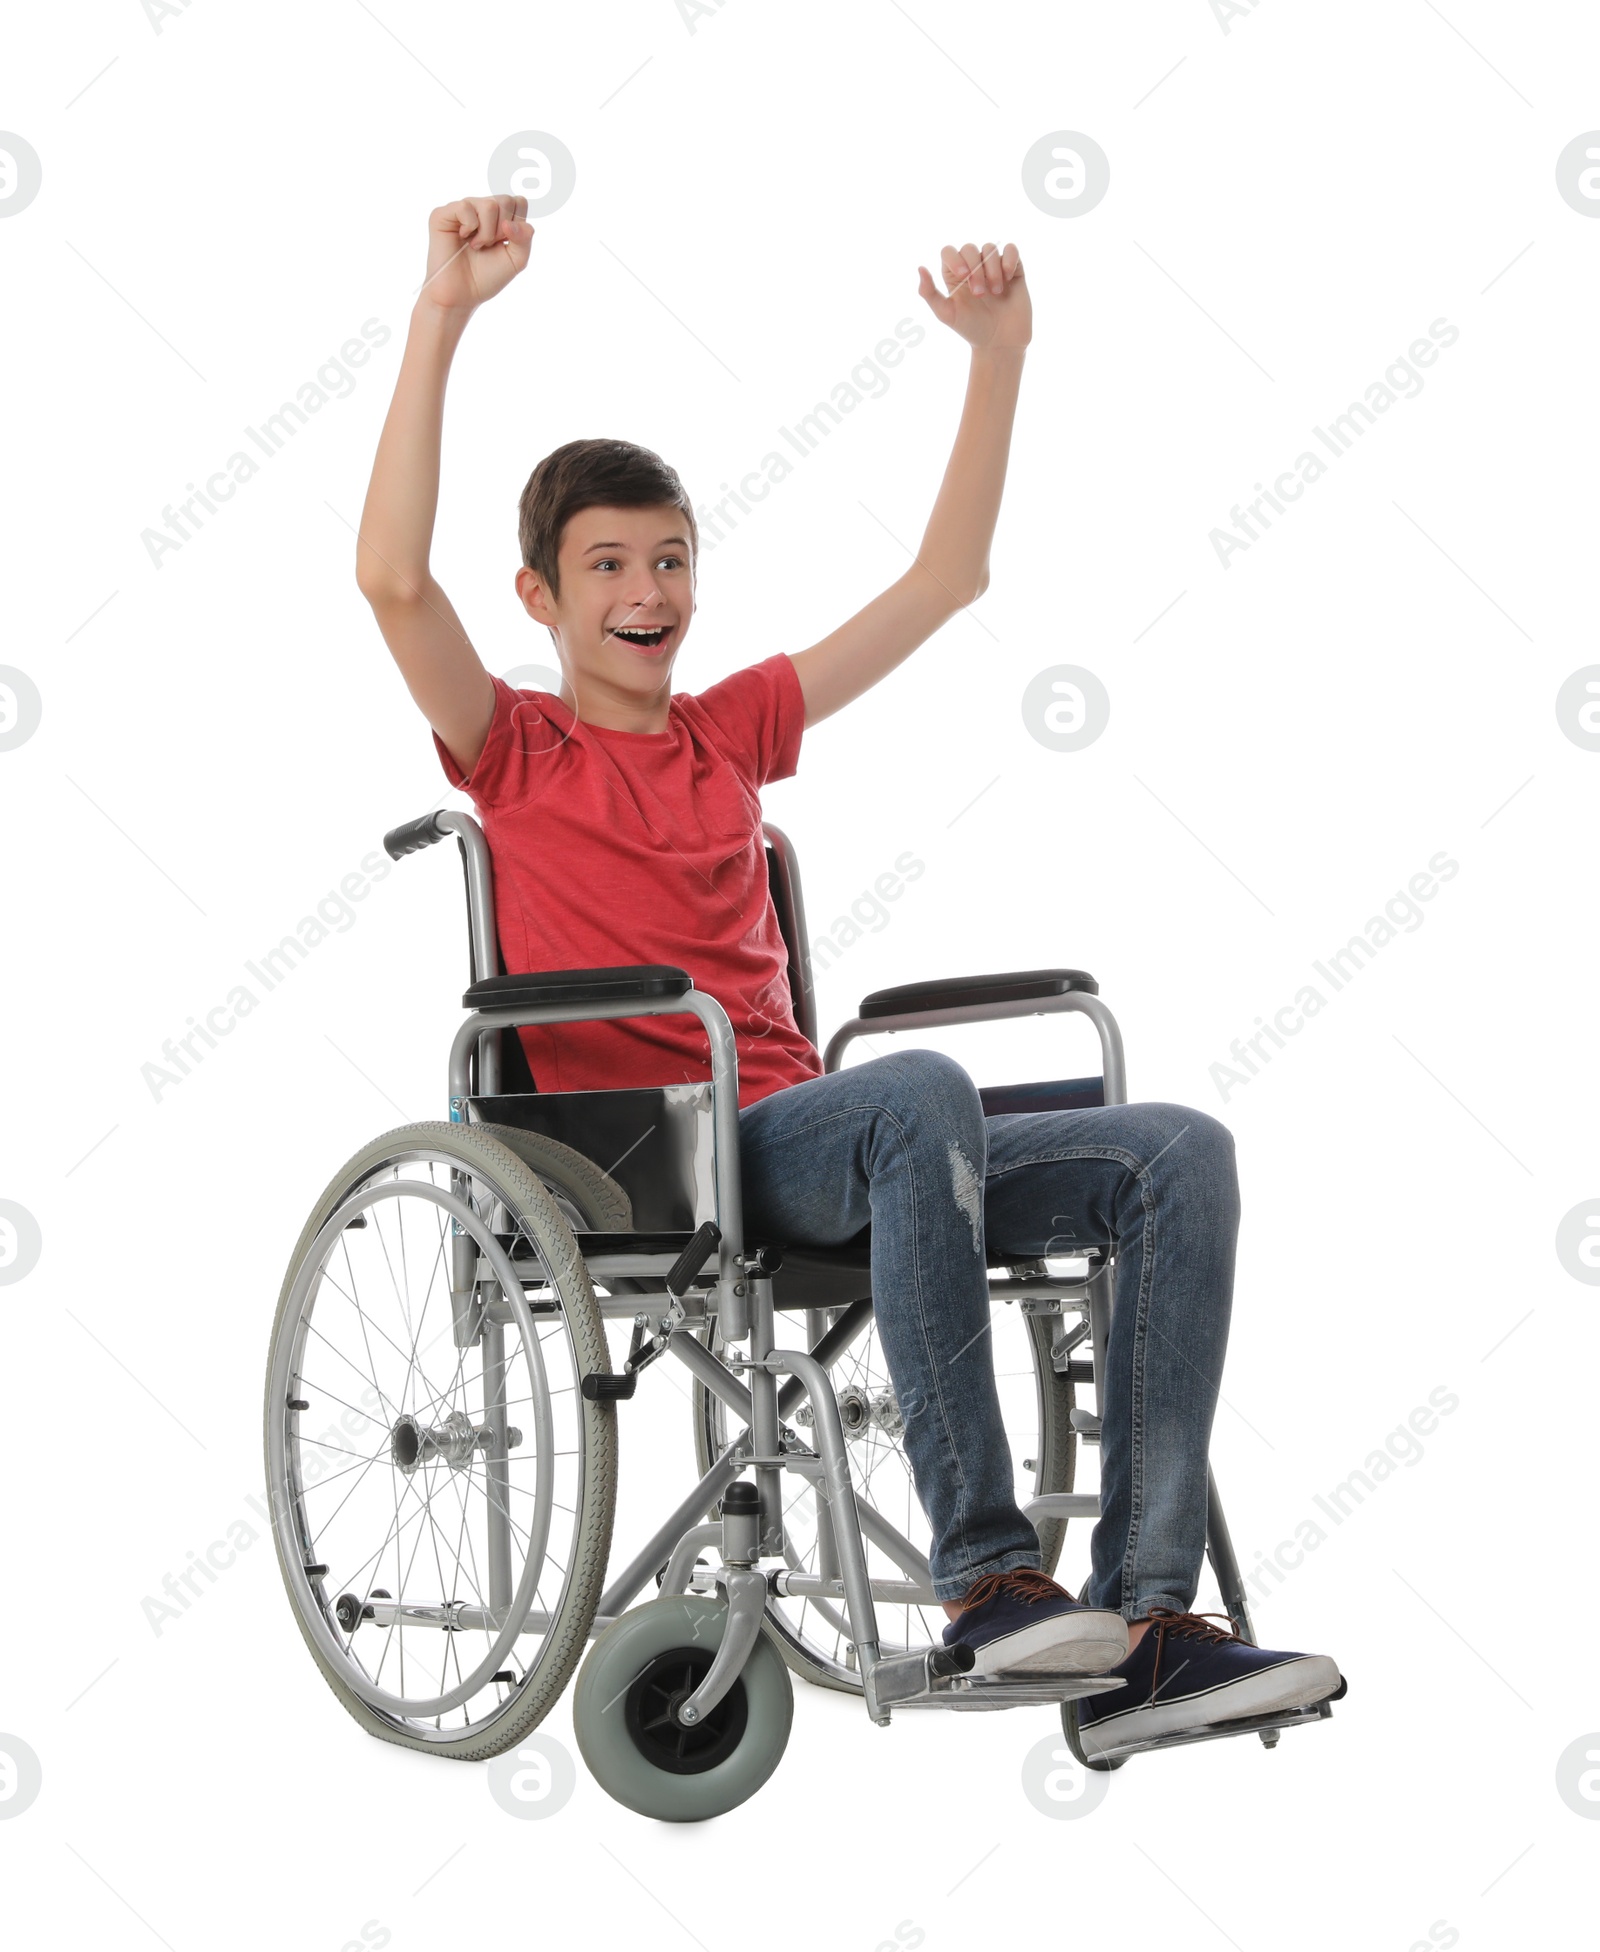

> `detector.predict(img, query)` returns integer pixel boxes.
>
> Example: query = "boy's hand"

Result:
[418,196,533,316]
[916,241,1030,352]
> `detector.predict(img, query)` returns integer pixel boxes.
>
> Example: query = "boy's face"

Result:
[516,503,694,707]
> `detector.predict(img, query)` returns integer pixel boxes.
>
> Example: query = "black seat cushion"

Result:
[765,1230,875,1309]
[570,1226,876,1310]
[465,965,692,1013]
[859,969,1097,1020]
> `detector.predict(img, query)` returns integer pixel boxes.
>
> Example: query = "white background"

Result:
[3,1,1598,1946]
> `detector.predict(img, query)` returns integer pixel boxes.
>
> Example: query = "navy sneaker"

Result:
[942,1568,1129,1677]
[1074,1609,1342,1761]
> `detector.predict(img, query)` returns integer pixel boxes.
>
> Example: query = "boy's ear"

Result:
[515,564,556,627]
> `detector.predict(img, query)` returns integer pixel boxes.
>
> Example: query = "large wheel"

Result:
[264,1121,618,1759]
[573,1595,793,1820]
[691,1296,1076,1693]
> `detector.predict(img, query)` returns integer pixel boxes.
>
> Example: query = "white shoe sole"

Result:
[964,1610,1130,1677]
[1077,1653,1342,1756]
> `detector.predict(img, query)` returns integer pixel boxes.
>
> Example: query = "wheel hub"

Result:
[389,1409,521,1476]
[623,1649,748,1775]
[795,1383,905,1443]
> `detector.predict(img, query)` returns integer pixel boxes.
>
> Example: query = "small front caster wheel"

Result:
[1061,1696,1127,1771]
[573,1594,792,1820]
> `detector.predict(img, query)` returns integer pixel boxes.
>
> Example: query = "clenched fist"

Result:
[418,196,534,316]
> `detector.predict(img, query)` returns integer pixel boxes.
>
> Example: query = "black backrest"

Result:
[763,822,818,1051]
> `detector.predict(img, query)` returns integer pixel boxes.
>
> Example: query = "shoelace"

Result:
[1142,1607,1242,1701]
[956,1567,1069,1614]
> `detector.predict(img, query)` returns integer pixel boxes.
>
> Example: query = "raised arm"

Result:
[355,196,534,776]
[787,240,1030,728]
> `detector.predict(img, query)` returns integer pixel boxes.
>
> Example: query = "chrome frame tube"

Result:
[745,1277,784,1556]
[660,1523,723,1596]
[436,812,499,985]
[480,1316,514,1614]
[806,1309,842,1585]
[770,1572,931,1605]
[434,811,504,1097]
[666,1329,754,1424]
[758,1347,883,1697]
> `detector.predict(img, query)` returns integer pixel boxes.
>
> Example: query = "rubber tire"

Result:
[573,1595,793,1821]
[264,1120,618,1760]
[691,1305,1075,1695]
[472,1122,633,1230]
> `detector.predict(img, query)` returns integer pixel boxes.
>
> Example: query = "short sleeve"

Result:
[433,675,564,808]
[688,653,805,788]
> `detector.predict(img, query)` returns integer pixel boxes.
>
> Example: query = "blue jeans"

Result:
[737,1050,1241,1615]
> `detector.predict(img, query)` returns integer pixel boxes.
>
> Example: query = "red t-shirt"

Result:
[433,652,824,1108]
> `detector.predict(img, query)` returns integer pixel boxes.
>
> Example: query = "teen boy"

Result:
[355,196,1342,1761]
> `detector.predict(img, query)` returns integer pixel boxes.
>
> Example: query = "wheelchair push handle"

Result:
[384,810,449,861]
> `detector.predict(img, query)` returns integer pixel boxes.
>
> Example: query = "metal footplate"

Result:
[1062,1677,1347,1766]
[871,1644,1132,1715]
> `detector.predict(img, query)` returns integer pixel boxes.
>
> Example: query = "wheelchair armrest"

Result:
[857,968,1097,1020]
[463,965,693,1013]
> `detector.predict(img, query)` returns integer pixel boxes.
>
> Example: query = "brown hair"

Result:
[517,438,698,603]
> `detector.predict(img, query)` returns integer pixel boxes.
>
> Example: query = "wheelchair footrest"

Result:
[873,1645,1129,1714]
[1065,1684,1343,1764]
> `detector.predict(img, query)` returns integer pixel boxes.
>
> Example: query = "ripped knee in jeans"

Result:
[947,1139,984,1253]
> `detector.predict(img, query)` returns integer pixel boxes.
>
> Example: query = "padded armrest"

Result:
[858,969,1097,1020]
[464,965,692,1013]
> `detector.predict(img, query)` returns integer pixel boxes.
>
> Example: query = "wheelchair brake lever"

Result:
[664,1220,722,1299]
[582,1316,672,1402]
[582,1222,729,1401]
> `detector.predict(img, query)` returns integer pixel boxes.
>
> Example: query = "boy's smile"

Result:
[516,501,694,731]
[606,617,675,656]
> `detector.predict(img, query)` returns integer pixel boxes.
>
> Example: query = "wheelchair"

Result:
[263,807,1337,1820]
